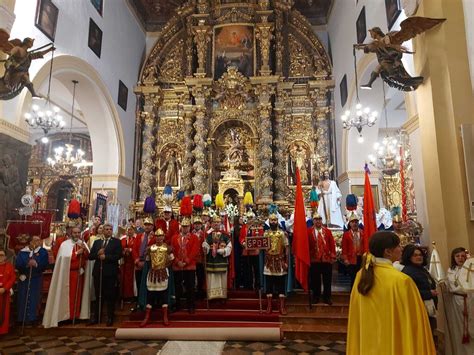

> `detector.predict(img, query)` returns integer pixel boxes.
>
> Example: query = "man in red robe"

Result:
[342,212,365,288]
[308,212,336,305]
[155,206,180,244]
[0,248,16,334]
[132,217,156,309]
[43,226,89,327]
[120,225,136,300]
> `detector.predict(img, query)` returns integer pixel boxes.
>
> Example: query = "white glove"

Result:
[19,274,26,282]
[217,248,225,255]
[79,267,85,275]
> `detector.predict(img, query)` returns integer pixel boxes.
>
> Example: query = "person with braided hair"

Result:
[347,231,435,355]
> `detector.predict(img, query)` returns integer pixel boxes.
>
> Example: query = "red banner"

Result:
[27,210,54,239]
[6,220,43,253]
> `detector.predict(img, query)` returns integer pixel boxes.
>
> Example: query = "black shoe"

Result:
[188,307,195,314]
[106,317,114,326]
[312,297,320,304]
[323,298,333,306]
[87,319,98,326]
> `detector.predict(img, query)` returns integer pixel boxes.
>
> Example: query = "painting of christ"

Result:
[214,25,254,79]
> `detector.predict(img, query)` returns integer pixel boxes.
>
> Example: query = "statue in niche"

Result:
[227,128,245,166]
[288,143,310,185]
[0,30,55,100]
[159,150,181,187]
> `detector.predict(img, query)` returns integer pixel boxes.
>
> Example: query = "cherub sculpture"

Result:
[0,29,55,100]
[354,17,445,91]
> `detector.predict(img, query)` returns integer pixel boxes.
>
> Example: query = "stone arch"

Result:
[17,55,125,177]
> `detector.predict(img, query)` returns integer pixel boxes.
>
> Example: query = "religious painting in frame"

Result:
[91,0,103,16]
[351,184,380,211]
[35,0,59,42]
[356,6,367,44]
[385,0,401,30]
[118,80,128,111]
[340,74,348,108]
[213,24,255,80]
[88,18,102,58]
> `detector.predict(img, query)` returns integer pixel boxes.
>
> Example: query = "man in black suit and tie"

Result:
[88,223,122,326]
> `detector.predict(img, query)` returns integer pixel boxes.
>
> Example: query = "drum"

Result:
[458,257,474,291]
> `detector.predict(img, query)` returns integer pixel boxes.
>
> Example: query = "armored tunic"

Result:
[263,230,288,276]
[146,244,172,291]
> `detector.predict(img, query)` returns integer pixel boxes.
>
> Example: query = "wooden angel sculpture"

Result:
[354,17,445,91]
[0,29,55,100]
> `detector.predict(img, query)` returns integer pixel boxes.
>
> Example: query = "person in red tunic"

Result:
[132,217,156,310]
[155,206,180,244]
[42,226,89,328]
[192,215,207,299]
[171,217,200,313]
[342,212,365,289]
[201,210,211,233]
[82,216,102,244]
[0,248,16,335]
[307,212,336,305]
[120,225,136,300]
[239,210,262,290]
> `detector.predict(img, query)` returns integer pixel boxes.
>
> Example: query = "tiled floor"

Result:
[0,335,346,354]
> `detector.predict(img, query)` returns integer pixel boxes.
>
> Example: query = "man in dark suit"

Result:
[88,223,122,326]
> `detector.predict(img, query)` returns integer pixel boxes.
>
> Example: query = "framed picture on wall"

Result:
[35,0,59,41]
[351,184,380,211]
[88,18,102,58]
[356,6,367,44]
[385,0,401,30]
[340,74,348,107]
[118,80,128,111]
[91,0,103,16]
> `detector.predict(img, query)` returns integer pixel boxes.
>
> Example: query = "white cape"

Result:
[42,239,91,328]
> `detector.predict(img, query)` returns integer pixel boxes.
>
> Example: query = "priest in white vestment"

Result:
[317,172,344,228]
[42,227,91,328]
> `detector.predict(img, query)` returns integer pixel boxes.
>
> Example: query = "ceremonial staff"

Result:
[72,242,83,325]
[0,284,5,326]
[98,239,106,324]
[21,264,33,335]
[203,245,209,310]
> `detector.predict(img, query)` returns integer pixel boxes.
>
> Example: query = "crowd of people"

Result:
[0,205,472,355]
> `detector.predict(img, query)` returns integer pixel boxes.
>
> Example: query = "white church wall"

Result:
[3,0,146,206]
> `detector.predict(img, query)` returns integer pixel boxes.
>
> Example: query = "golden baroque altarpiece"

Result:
[134,0,335,209]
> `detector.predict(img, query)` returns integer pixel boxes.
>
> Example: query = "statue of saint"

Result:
[290,144,309,185]
[160,150,181,186]
[317,169,344,228]
[0,31,55,99]
[226,129,246,166]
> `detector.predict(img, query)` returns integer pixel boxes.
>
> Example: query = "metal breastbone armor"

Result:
[266,230,284,256]
[148,244,169,283]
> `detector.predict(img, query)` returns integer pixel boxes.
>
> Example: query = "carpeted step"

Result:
[281,312,348,326]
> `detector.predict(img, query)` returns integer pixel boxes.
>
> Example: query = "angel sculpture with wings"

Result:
[354,17,445,91]
[0,29,55,100]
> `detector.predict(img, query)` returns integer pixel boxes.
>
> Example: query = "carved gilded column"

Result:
[182,109,195,194]
[255,16,274,76]
[139,111,157,199]
[273,107,288,201]
[192,105,208,194]
[274,10,283,75]
[311,88,331,177]
[192,20,211,78]
[185,17,194,77]
[254,84,274,202]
